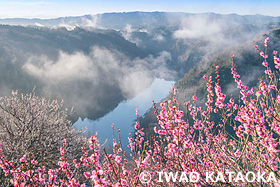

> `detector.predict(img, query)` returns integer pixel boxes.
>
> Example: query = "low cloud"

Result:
[24,51,98,82]
[23,46,173,120]
[57,15,99,30]
[82,15,99,28]
[173,15,223,42]
[153,34,165,42]
[121,24,148,46]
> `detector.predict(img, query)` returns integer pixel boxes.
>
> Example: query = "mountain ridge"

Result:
[0,12,279,29]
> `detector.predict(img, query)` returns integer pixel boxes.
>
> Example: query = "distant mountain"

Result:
[1,12,279,78]
[0,12,279,30]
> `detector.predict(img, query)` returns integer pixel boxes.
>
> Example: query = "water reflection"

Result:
[73,78,174,148]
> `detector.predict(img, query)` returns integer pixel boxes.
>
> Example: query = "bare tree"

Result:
[0,90,87,167]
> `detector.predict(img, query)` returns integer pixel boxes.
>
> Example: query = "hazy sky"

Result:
[0,0,279,18]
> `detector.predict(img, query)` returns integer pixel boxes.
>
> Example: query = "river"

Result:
[73,78,174,148]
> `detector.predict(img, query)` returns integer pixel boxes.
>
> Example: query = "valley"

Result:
[0,12,279,144]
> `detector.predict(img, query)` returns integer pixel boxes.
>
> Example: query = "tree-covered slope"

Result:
[139,27,280,133]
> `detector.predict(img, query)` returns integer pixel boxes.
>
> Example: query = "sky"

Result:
[0,0,279,18]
